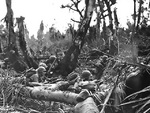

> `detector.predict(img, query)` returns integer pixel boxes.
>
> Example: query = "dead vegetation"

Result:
[0,0,150,113]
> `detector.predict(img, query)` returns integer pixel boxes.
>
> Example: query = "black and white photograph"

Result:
[0,0,150,113]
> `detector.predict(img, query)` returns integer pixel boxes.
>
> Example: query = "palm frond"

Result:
[124,86,150,101]
[136,99,150,113]
[143,107,150,113]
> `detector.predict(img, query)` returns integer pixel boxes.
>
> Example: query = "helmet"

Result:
[36,66,46,74]
[81,70,92,80]
[46,55,56,64]
[39,62,47,68]
[50,55,56,59]
[67,72,79,83]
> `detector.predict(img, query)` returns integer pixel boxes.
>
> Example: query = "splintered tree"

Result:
[16,16,38,69]
[2,0,38,72]
[37,20,44,52]
[56,0,118,77]
[55,0,96,77]
[3,0,16,50]
[2,0,27,72]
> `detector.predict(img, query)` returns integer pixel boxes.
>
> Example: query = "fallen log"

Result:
[15,84,78,105]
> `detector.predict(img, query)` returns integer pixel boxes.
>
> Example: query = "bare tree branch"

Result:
[61,4,77,12]
[71,18,81,23]
[61,0,84,22]
[136,0,143,31]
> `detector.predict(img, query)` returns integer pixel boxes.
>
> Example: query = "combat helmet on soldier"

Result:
[46,55,57,64]
[39,62,47,69]
[80,70,92,81]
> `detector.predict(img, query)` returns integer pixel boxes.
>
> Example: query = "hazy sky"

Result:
[0,0,134,37]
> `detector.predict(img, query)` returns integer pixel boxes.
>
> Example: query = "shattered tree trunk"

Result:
[103,0,113,32]
[4,0,19,54]
[95,2,104,49]
[16,16,38,69]
[4,77,101,112]
[136,0,142,31]
[3,0,37,72]
[16,84,78,105]
[3,0,29,73]
[4,0,16,48]
[15,84,100,113]
[57,0,96,77]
